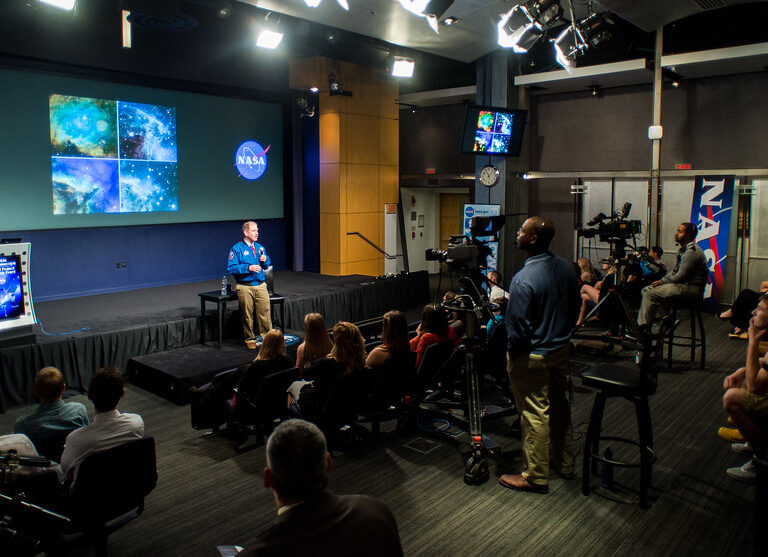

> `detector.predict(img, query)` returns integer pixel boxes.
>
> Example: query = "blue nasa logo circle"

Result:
[465,206,475,217]
[235,141,268,180]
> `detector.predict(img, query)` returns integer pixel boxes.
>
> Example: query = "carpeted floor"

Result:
[0,313,758,556]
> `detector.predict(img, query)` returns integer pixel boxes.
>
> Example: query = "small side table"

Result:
[199,290,237,349]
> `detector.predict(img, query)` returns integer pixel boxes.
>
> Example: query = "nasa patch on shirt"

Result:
[228,251,234,260]
[243,250,250,256]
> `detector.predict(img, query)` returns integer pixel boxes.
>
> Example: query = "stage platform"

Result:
[0,270,429,411]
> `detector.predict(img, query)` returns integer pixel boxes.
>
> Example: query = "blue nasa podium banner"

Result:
[0,243,36,332]
[463,203,500,271]
[690,175,735,313]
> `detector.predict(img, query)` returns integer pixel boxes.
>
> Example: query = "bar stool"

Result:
[581,334,661,509]
[665,296,706,369]
[264,266,285,331]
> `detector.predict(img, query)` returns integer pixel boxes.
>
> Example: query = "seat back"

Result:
[70,437,157,524]
[264,266,275,295]
[236,367,298,423]
[416,339,457,387]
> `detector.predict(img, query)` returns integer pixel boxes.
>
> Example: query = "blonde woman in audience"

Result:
[295,313,334,373]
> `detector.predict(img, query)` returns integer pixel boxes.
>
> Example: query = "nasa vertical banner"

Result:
[463,203,500,270]
[690,175,735,312]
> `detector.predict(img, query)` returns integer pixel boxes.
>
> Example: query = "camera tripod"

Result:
[419,276,514,485]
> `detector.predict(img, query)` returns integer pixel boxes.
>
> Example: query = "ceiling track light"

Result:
[38,0,76,10]
[398,0,454,34]
[304,0,350,9]
[497,0,562,52]
[256,12,283,49]
[387,54,416,78]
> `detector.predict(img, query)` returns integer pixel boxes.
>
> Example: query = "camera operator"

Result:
[499,217,580,493]
[636,246,667,285]
[637,222,708,332]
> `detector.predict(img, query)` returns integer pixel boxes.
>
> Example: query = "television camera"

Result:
[577,202,641,260]
[425,215,505,273]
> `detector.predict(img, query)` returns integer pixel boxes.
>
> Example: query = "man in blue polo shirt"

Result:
[228,221,272,350]
[14,366,89,460]
[499,216,580,493]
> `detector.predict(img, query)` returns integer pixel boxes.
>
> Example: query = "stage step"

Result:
[128,345,254,405]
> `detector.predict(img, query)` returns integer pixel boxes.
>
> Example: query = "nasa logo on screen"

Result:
[235,141,270,181]
[465,206,475,218]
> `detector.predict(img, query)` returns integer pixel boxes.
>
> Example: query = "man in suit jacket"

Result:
[240,419,402,557]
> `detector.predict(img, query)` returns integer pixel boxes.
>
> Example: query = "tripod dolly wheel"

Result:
[463,453,489,485]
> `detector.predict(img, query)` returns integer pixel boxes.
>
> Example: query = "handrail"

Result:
[346,232,397,260]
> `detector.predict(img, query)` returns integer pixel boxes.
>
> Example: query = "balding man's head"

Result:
[517,216,555,252]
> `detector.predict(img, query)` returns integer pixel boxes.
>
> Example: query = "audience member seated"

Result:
[487,270,509,301]
[60,366,144,484]
[14,367,89,461]
[288,322,366,417]
[235,329,294,409]
[295,313,334,373]
[238,419,402,557]
[720,281,768,339]
[410,305,450,367]
[576,262,611,326]
[0,433,41,457]
[637,246,667,284]
[577,257,599,286]
[637,222,708,332]
[486,296,508,339]
[720,292,768,483]
[366,311,410,370]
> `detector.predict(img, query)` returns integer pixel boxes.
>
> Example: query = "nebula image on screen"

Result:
[0,256,24,320]
[119,160,178,213]
[52,158,120,214]
[473,132,492,152]
[50,95,118,158]
[493,113,513,135]
[476,111,494,132]
[49,94,178,214]
[490,134,511,153]
[118,102,177,162]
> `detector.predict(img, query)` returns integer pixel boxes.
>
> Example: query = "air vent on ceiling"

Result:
[691,0,726,10]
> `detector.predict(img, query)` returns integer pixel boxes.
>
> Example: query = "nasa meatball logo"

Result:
[235,141,269,180]
[465,206,475,218]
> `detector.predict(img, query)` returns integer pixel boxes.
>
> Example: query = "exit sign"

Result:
[675,163,692,170]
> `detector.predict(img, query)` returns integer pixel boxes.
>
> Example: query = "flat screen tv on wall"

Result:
[459,105,527,157]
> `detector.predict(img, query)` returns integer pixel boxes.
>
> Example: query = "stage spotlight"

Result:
[310,86,319,93]
[390,56,415,78]
[497,0,562,52]
[216,0,232,18]
[337,0,349,9]
[256,13,283,49]
[398,0,454,34]
[39,0,76,9]
[442,16,458,26]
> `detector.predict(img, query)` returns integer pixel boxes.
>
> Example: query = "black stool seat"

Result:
[665,297,706,369]
[581,339,661,509]
[581,361,652,394]
[264,266,286,332]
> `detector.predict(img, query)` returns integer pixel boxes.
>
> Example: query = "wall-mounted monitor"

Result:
[459,105,527,157]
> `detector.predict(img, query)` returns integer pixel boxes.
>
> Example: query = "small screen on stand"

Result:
[459,105,527,157]
[0,254,25,322]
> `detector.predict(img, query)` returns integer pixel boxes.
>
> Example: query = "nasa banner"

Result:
[463,203,500,271]
[690,175,735,312]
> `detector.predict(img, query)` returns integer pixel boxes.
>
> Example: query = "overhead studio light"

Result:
[497,0,562,52]
[398,0,454,34]
[391,56,415,78]
[256,12,283,49]
[553,11,612,71]
[39,0,76,10]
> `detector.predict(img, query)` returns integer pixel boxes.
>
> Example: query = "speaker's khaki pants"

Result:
[236,282,271,340]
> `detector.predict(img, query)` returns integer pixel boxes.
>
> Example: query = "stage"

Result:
[0,270,429,411]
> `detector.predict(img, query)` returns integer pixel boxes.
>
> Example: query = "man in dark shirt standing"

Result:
[500,217,579,493]
[637,222,708,331]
